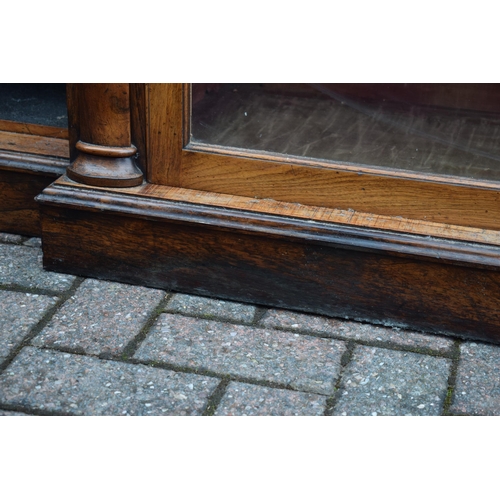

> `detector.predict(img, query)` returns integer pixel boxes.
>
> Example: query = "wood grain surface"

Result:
[178,149,500,230]
[38,182,500,343]
[78,84,132,147]
[55,177,500,246]
[0,130,69,158]
[66,84,143,187]
[0,119,68,139]
[147,83,184,185]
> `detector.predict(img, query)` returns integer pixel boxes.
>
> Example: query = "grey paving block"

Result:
[0,347,220,416]
[32,279,166,356]
[0,233,24,244]
[0,244,76,291]
[23,237,42,248]
[0,290,58,364]
[215,382,327,416]
[333,345,451,416]
[260,309,454,354]
[134,314,347,395]
[166,293,256,323]
[450,342,500,415]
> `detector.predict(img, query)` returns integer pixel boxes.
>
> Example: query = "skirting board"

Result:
[38,180,500,344]
[0,151,68,236]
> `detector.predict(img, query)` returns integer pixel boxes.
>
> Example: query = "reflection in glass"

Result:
[191,84,500,181]
[0,84,67,128]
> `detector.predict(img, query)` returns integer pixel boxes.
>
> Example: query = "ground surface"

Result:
[0,231,498,416]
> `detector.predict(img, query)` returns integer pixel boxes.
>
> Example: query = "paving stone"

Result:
[0,244,76,291]
[0,290,58,364]
[260,309,454,354]
[333,345,451,416]
[23,237,42,248]
[166,293,256,323]
[0,347,219,416]
[450,342,500,415]
[0,410,31,416]
[134,314,346,395]
[215,382,327,416]
[32,279,166,356]
[0,232,24,244]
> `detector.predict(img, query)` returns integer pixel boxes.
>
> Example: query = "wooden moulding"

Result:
[38,180,500,344]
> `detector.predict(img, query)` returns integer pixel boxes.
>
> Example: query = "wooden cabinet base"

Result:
[0,152,67,236]
[38,179,500,344]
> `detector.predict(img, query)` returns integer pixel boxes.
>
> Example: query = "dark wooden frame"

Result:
[3,83,500,342]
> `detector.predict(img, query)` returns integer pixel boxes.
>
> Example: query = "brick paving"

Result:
[331,346,451,416]
[166,293,257,323]
[450,342,500,416]
[32,279,166,357]
[0,232,498,416]
[0,290,58,364]
[215,382,327,416]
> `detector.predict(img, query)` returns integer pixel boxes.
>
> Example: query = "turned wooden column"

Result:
[66,84,143,187]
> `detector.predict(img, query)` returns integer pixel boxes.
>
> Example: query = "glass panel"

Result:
[0,83,67,128]
[191,83,500,181]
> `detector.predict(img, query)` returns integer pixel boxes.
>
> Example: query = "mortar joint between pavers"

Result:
[0,283,63,297]
[160,292,175,310]
[261,325,455,359]
[0,279,85,374]
[202,378,231,416]
[133,357,335,396]
[441,339,462,416]
[0,278,84,373]
[323,340,357,416]
[0,402,72,417]
[160,310,257,327]
[120,294,174,359]
[26,344,339,398]
[252,307,269,326]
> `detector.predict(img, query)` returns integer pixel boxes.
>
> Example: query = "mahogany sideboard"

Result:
[2,83,500,343]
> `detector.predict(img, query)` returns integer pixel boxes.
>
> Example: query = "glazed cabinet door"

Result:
[142,83,500,231]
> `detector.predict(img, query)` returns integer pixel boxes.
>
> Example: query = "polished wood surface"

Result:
[147,83,184,185]
[0,119,68,139]
[66,84,143,187]
[38,182,500,343]
[56,177,500,246]
[179,148,500,230]
[0,130,69,158]
[78,84,132,147]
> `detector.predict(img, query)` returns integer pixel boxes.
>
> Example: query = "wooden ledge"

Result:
[0,150,68,176]
[54,177,500,248]
[0,130,69,158]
